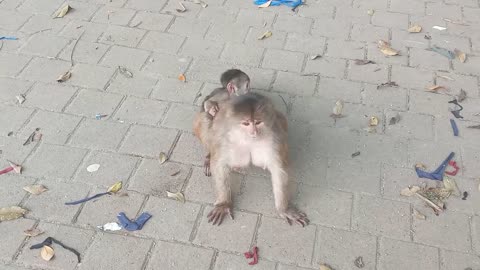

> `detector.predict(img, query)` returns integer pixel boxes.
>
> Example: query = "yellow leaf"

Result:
[257,31,272,40]
[54,4,71,18]
[413,209,426,220]
[454,49,466,63]
[166,191,186,203]
[369,116,379,127]
[23,184,48,195]
[159,152,168,164]
[41,246,55,261]
[24,228,44,237]
[408,24,422,33]
[319,264,332,270]
[178,74,186,82]
[380,46,399,56]
[107,181,123,194]
[258,0,272,8]
[56,71,71,82]
[0,206,28,221]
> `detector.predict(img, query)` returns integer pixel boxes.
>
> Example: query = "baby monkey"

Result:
[202,69,251,118]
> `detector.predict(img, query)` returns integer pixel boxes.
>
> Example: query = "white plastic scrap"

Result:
[97,222,122,231]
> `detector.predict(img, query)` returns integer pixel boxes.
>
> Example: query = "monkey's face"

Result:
[240,118,263,138]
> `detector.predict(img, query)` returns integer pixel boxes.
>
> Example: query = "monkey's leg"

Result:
[204,153,211,176]
[271,167,309,227]
[207,160,234,226]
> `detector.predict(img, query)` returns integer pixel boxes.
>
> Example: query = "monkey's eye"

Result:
[242,122,250,126]
[255,121,262,125]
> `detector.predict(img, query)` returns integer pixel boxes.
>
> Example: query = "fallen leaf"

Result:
[193,0,208,7]
[456,89,466,102]
[330,100,344,118]
[400,186,421,197]
[426,85,445,91]
[354,256,365,268]
[107,181,123,194]
[54,4,71,18]
[319,264,333,270]
[159,152,168,164]
[258,0,272,8]
[16,95,26,104]
[86,164,100,172]
[380,46,399,56]
[23,184,48,195]
[432,26,447,31]
[118,66,133,78]
[369,116,379,127]
[178,73,186,82]
[415,163,426,170]
[354,59,375,65]
[166,191,185,203]
[377,81,398,89]
[377,40,390,48]
[413,209,426,220]
[408,24,422,33]
[443,177,461,196]
[351,151,360,158]
[56,71,71,82]
[310,54,321,60]
[257,31,272,40]
[176,2,187,12]
[367,9,374,16]
[41,246,55,261]
[24,228,44,237]
[97,222,122,231]
[0,206,28,221]
[454,49,466,63]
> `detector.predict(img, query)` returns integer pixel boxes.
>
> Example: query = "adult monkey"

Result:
[193,92,309,226]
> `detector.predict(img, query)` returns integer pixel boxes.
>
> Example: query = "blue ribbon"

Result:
[415,152,454,181]
[65,192,110,205]
[254,0,302,8]
[0,36,18,40]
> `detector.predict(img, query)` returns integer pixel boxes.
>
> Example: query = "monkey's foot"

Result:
[207,203,233,226]
[280,208,309,227]
[204,155,211,177]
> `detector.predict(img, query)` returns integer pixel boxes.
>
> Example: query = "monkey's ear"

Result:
[227,82,236,95]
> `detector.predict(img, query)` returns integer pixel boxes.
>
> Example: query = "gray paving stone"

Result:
[326,39,365,60]
[0,10,30,31]
[391,65,434,90]
[106,70,157,98]
[348,63,389,84]
[221,43,264,67]
[19,111,81,144]
[18,16,66,36]
[19,58,71,84]
[453,55,480,76]
[385,111,434,141]
[101,46,151,71]
[351,24,389,43]
[0,52,31,77]
[206,22,249,43]
[20,34,70,58]
[128,159,190,195]
[161,103,197,131]
[142,52,191,78]
[194,206,258,252]
[371,11,409,30]
[214,252,276,270]
[309,126,360,159]
[271,71,317,96]
[426,2,462,20]
[313,227,377,270]
[244,28,287,51]
[69,119,129,150]
[129,11,173,31]
[335,7,372,24]
[284,33,326,55]
[75,151,140,187]
[91,6,136,25]
[57,1,100,21]
[78,233,152,270]
[0,105,34,135]
[16,222,94,270]
[119,125,178,157]
[236,9,276,28]
[303,57,347,79]
[435,71,479,98]
[0,219,35,263]
[17,0,64,15]
[23,143,87,179]
[167,17,211,39]
[186,58,232,83]
[24,179,90,223]
[262,49,305,72]
[361,84,408,111]
[274,14,313,34]
[0,136,36,165]
[0,78,32,105]
[170,132,204,166]
[277,265,315,270]
[326,158,382,195]
[473,216,480,254]
[461,143,480,178]
[151,77,202,103]
[58,40,110,65]
[180,37,224,59]
[197,5,239,24]
[311,18,350,39]
[124,0,167,10]
[114,96,168,125]
[358,133,408,166]
[389,0,425,15]
[410,48,451,71]
[441,250,480,270]
[381,239,440,270]
[58,20,107,42]
[24,82,78,112]
[65,89,123,118]
[256,216,316,267]
[146,241,214,270]
[333,103,384,132]
[99,25,146,47]
[67,64,116,90]
[296,2,334,19]
[0,175,34,206]
[232,66,276,90]
[135,196,200,241]
[139,31,185,55]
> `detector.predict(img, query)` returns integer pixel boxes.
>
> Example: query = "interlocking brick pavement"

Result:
[1,0,480,269]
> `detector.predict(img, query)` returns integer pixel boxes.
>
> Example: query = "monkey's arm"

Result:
[207,152,234,225]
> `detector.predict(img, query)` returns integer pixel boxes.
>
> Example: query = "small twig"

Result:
[278,94,288,112]
[70,32,84,67]
[415,193,443,212]
[28,28,52,37]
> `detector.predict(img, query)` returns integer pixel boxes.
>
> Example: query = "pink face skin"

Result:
[241,118,263,138]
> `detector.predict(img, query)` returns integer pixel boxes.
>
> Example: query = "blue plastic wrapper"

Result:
[254,0,302,8]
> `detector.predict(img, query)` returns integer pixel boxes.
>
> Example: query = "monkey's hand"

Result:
[207,203,233,226]
[208,105,219,117]
[279,208,309,227]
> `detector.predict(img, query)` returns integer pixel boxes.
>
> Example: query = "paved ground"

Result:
[1,0,480,269]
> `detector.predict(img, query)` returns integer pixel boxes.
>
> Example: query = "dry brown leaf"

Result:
[23,184,48,195]
[54,4,71,18]
[176,2,187,12]
[413,209,426,220]
[258,0,272,8]
[454,49,466,63]
[408,24,422,33]
[354,59,375,65]
[118,66,133,78]
[166,191,186,203]
[310,54,321,60]
[319,264,333,270]
[331,100,344,118]
[41,246,55,261]
[16,95,26,104]
[377,40,390,48]
[107,181,123,194]
[178,74,186,82]
[367,9,374,16]
[354,256,365,268]
[56,71,71,82]
[369,116,379,127]
[400,186,421,197]
[427,85,445,91]
[159,152,168,164]
[257,31,272,40]
[0,206,28,221]
[24,228,44,237]
[380,46,399,56]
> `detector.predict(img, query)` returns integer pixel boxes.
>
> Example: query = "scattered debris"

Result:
[23,184,48,195]
[86,164,100,172]
[118,66,133,78]
[432,26,447,31]
[444,177,461,196]
[97,222,122,231]
[166,191,186,203]
[443,18,469,26]
[310,54,321,60]
[16,94,26,104]
[0,206,28,221]
[414,152,454,180]
[445,160,459,176]
[413,209,426,220]
[258,31,273,40]
[388,113,400,125]
[244,246,259,265]
[159,152,168,164]
[462,191,468,200]
[53,4,72,18]
[330,100,344,119]
[450,119,459,137]
[107,181,123,193]
[7,131,13,136]
[117,212,152,231]
[132,21,143,28]
[0,161,22,175]
[95,113,107,120]
[367,9,374,16]
[319,264,333,270]
[23,128,42,146]
[428,46,455,59]
[351,151,360,158]
[354,59,375,65]
[437,75,454,81]
[456,89,467,102]
[24,228,44,237]
[178,73,186,82]
[176,2,187,12]
[369,116,379,127]
[378,40,399,56]
[0,36,18,40]
[257,0,272,8]
[65,181,122,205]
[377,81,398,89]
[467,125,480,129]
[170,170,181,176]
[426,85,445,92]
[30,237,81,263]
[354,256,365,268]
[408,24,422,33]
[454,49,467,63]
[424,34,432,40]
[415,192,443,214]
[448,99,464,119]
[400,186,421,197]
[56,71,71,82]
[41,246,55,261]
[193,0,208,8]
